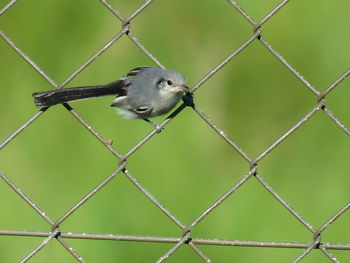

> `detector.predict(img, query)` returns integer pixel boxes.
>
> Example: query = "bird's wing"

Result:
[123,66,150,79]
[133,105,153,115]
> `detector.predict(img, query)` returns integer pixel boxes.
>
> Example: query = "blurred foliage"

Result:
[1,0,350,262]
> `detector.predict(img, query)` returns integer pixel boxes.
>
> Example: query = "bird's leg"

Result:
[144,119,163,133]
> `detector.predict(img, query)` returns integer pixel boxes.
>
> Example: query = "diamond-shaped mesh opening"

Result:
[195,40,317,156]
[258,112,350,225]
[192,177,312,242]
[1,0,350,262]
[263,0,350,77]
[1,1,122,81]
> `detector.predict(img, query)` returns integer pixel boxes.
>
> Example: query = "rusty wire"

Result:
[1,0,350,262]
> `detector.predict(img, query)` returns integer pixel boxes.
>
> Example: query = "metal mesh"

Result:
[1,0,350,262]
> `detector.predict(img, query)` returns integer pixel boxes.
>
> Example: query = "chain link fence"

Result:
[1,0,350,262]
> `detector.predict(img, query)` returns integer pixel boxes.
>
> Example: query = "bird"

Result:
[32,67,193,130]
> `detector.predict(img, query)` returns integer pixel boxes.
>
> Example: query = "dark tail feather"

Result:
[32,80,127,107]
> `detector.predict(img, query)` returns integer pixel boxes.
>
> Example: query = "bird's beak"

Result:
[181,85,190,92]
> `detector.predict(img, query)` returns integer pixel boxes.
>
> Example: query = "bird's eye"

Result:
[166,80,173,86]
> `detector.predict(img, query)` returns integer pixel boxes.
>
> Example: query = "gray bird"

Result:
[32,67,193,129]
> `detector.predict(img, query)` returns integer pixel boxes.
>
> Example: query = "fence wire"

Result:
[1,0,350,262]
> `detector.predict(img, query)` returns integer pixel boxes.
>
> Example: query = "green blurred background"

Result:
[1,0,350,262]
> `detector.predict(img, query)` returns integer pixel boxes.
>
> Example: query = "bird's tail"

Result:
[32,80,126,108]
